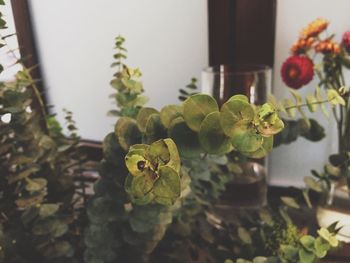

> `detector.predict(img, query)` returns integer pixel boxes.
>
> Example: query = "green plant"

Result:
[0,5,86,262]
[280,18,350,195]
[178,77,199,101]
[84,34,287,262]
[108,35,148,118]
[228,227,339,263]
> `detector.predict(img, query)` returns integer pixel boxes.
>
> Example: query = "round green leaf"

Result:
[115,117,141,151]
[125,153,148,177]
[183,94,218,132]
[258,117,284,137]
[132,191,155,206]
[199,111,233,155]
[298,249,316,263]
[25,178,47,192]
[227,94,249,103]
[317,228,339,247]
[242,136,273,159]
[230,120,263,153]
[131,175,154,198]
[300,235,315,252]
[136,107,158,132]
[102,132,125,165]
[160,105,182,128]
[314,237,329,258]
[144,113,166,144]
[153,166,180,205]
[280,245,298,261]
[147,139,170,162]
[39,204,59,219]
[220,99,255,137]
[163,138,181,173]
[147,138,180,173]
[168,116,203,158]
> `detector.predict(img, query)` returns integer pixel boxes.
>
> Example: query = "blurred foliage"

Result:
[268,87,346,147]
[228,226,339,263]
[108,36,148,118]
[178,78,199,102]
[0,5,87,262]
[274,118,325,147]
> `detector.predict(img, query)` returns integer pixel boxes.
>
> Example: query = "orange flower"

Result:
[315,40,341,54]
[291,37,315,54]
[300,18,329,38]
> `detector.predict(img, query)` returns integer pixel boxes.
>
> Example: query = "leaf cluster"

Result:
[109,36,148,118]
[178,77,199,101]
[229,226,338,263]
[0,8,86,262]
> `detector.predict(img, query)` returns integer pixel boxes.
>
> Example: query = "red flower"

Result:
[342,30,350,53]
[281,55,314,89]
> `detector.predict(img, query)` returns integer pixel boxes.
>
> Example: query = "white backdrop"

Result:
[0,0,21,82]
[269,0,350,186]
[29,0,208,141]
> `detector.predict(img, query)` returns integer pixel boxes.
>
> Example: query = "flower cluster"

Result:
[300,18,329,38]
[281,18,350,89]
[315,39,340,54]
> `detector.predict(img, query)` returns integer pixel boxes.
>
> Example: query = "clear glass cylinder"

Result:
[201,64,272,106]
[201,65,271,218]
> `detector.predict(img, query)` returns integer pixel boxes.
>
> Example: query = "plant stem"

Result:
[283,98,334,111]
[336,105,343,152]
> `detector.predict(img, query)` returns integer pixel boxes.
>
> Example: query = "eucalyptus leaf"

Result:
[144,113,167,143]
[304,176,323,192]
[281,196,300,209]
[39,204,59,219]
[242,136,273,159]
[199,111,233,155]
[168,116,202,158]
[238,227,252,244]
[220,98,255,137]
[25,178,47,192]
[183,94,218,132]
[136,107,158,132]
[153,166,181,205]
[115,117,141,151]
[159,105,182,128]
[298,249,316,263]
[230,120,263,153]
[299,235,315,252]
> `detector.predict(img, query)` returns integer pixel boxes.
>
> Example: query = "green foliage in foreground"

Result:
[228,227,338,263]
[116,92,284,206]
[85,89,283,262]
[84,35,344,263]
[0,12,85,263]
[84,35,285,262]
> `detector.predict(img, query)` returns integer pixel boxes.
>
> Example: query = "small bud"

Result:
[342,30,350,53]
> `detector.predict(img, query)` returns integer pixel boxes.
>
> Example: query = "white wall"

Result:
[28,0,208,141]
[269,0,350,186]
[0,0,21,81]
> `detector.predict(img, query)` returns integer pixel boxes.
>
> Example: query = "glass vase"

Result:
[201,65,271,220]
[201,64,271,106]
